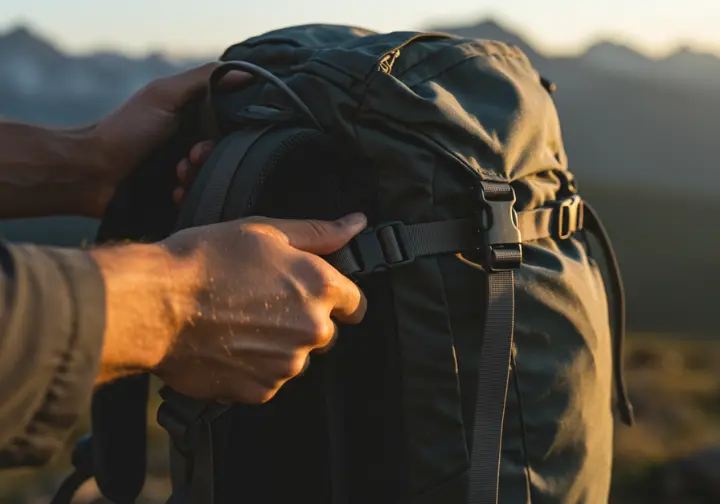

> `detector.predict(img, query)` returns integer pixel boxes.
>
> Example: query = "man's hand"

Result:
[89,63,251,218]
[92,213,367,404]
[0,63,248,219]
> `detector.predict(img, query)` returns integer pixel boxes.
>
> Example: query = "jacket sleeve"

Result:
[0,241,105,467]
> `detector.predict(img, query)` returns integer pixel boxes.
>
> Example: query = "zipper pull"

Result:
[378,49,401,74]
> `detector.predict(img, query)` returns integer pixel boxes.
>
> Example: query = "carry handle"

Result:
[208,61,323,133]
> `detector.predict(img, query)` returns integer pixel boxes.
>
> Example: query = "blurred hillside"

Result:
[0,20,718,335]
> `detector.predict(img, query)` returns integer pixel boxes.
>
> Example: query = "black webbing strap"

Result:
[582,203,635,427]
[465,182,520,504]
[50,469,93,504]
[325,195,585,278]
[468,269,516,504]
[157,387,232,504]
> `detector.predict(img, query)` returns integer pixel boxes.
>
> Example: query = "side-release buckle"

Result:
[473,181,523,272]
[352,221,414,277]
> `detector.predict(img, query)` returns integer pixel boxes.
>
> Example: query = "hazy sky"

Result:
[2,0,720,58]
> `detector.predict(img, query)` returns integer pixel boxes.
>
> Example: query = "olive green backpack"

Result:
[54,24,634,504]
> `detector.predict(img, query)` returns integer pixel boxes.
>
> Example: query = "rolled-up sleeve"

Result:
[0,241,105,467]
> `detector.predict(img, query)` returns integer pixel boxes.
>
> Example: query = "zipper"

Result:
[375,33,454,74]
[378,49,401,73]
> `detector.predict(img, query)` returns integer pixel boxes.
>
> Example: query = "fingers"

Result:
[189,140,215,165]
[262,213,368,255]
[287,252,367,326]
[326,268,367,324]
[173,187,185,206]
[173,140,216,205]
[150,63,253,112]
[216,70,256,92]
[176,158,189,184]
[312,321,339,355]
[241,213,368,322]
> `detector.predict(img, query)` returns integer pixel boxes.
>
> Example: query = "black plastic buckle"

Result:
[157,400,198,457]
[352,221,414,277]
[556,195,584,240]
[473,182,523,272]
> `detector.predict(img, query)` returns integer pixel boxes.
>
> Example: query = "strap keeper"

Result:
[555,195,584,240]
[351,221,414,277]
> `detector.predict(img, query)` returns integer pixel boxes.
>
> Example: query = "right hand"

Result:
[152,212,368,404]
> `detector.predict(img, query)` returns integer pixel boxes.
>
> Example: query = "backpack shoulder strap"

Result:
[161,120,332,504]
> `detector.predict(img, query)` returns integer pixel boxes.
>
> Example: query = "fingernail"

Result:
[177,159,188,181]
[336,212,367,228]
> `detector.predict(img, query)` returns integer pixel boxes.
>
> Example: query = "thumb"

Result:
[266,213,367,255]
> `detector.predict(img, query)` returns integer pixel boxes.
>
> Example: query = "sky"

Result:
[2,0,720,58]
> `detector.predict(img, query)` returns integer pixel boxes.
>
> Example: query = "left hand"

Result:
[89,63,251,218]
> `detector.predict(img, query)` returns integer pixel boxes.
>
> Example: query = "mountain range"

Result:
[1,20,718,190]
[0,19,718,334]
[0,25,199,125]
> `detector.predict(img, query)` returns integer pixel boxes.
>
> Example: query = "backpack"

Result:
[53,24,634,504]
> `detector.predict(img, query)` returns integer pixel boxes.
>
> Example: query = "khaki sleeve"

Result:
[0,242,105,467]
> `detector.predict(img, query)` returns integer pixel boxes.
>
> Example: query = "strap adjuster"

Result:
[556,195,584,240]
[157,387,230,456]
[474,182,523,272]
[352,221,414,277]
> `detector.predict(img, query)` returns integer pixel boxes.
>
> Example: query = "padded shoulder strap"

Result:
[176,126,326,230]
[175,128,269,230]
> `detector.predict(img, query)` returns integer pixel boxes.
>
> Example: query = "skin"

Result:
[0,63,367,404]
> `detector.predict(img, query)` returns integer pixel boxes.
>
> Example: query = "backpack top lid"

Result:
[214,24,569,199]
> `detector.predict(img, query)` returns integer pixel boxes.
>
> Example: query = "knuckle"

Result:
[237,218,268,234]
[307,314,335,347]
[236,227,264,249]
[282,355,309,379]
[301,256,337,299]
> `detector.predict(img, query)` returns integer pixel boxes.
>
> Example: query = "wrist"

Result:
[0,121,113,219]
[91,241,202,383]
[67,126,117,218]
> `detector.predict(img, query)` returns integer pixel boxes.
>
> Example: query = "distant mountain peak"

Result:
[585,41,651,58]
[582,40,654,66]
[663,45,720,63]
[468,18,509,34]
[0,23,61,59]
[429,17,542,59]
[4,24,36,40]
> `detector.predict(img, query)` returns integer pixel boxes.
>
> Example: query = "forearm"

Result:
[0,120,108,219]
